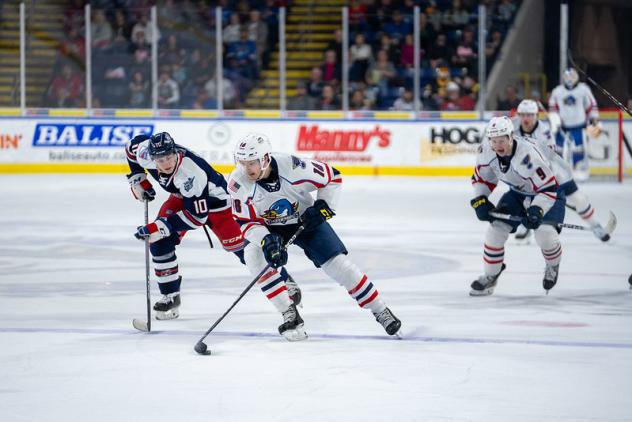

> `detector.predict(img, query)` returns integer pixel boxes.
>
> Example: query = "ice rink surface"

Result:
[0,174,631,422]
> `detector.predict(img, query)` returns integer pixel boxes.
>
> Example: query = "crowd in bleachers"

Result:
[45,0,520,111]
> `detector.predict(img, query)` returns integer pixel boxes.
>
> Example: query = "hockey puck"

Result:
[194,342,211,355]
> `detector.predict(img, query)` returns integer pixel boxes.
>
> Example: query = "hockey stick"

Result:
[202,224,214,248]
[133,200,152,332]
[490,211,617,235]
[194,225,305,355]
[567,50,632,117]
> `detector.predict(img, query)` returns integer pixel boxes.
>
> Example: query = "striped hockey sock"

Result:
[257,267,292,312]
[542,243,562,266]
[153,251,181,295]
[483,243,505,276]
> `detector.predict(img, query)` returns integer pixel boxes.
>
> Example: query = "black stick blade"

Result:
[194,341,211,355]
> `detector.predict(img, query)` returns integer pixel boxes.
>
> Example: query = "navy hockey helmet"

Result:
[148,132,176,159]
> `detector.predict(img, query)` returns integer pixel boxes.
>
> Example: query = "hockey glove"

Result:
[134,218,172,243]
[301,199,336,232]
[522,205,544,229]
[261,233,288,269]
[470,195,496,222]
[128,172,156,202]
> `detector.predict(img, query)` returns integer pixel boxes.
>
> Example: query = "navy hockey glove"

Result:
[134,218,172,243]
[522,205,544,229]
[261,233,288,268]
[301,199,336,231]
[127,172,156,202]
[470,195,496,222]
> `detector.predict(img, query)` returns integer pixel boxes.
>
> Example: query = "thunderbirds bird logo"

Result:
[261,199,300,224]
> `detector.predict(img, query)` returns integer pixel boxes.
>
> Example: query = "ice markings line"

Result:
[1,327,631,350]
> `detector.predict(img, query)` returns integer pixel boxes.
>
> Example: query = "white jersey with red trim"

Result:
[548,82,599,128]
[513,120,574,185]
[472,137,559,214]
[228,153,342,245]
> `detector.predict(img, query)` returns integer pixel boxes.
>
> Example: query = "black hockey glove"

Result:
[470,195,496,222]
[522,205,544,229]
[261,233,288,269]
[127,172,156,202]
[301,199,336,232]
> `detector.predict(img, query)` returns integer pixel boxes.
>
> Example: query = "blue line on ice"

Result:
[1,327,631,350]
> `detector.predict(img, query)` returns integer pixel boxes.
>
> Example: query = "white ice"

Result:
[0,174,631,422]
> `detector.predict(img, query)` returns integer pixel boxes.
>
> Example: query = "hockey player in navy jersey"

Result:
[513,99,611,242]
[227,133,401,341]
[470,116,565,295]
[125,132,300,320]
[548,68,601,179]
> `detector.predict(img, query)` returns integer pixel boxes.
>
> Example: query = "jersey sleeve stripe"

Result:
[291,179,325,188]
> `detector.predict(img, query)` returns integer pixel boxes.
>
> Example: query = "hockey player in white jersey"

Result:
[470,116,565,295]
[228,133,401,341]
[548,68,601,179]
[513,99,611,242]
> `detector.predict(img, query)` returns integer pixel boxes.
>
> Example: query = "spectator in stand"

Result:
[349,33,373,83]
[319,84,340,110]
[171,62,188,87]
[498,0,518,23]
[204,73,238,108]
[112,9,132,42]
[288,82,318,110]
[223,13,242,44]
[442,0,470,31]
[248,10,268,66]
[392,87,416,111]
[91,9,112,50]
[375,33,399,64]
[129,47,151,81]
[326,29,343,67]
[191,89,217,109]
[63,0,85,33]
[418,12,437,52]
[366,49,396,98]
[350,88,370,111]
[157,67,180,108]
[159,34,186,66]
[497,84,521,110]
[400,33,420,69]
[189,51,215,87]
[349,0,368,32]
[227,28,258,80]
[131,12,160,45]
[452,28,477,75]
[428,32,452,68]
[128,70,150,108]
[307,67,324,98]
[60,27,85,63]
[320,49,341,85]
[47,64,84,108]
[485,29,502,67]
[383,9,411,46]
[158,0,184,31]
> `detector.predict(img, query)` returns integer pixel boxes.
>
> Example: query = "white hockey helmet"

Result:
[486,116,514,139]
[517,99,538,115]
[234,133,272,163]
[562,68,579,89]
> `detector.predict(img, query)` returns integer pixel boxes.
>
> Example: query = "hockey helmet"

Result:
[234,133,272,163]
[562,68,579,89]
[486,116,514,139]
[517,99,538,115]
[148,132,176,159]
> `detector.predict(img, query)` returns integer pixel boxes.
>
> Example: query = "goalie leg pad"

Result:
[321,254,385,313]
[244,242,292,312]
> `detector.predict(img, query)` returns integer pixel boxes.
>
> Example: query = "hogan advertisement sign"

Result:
[0,118,627,170]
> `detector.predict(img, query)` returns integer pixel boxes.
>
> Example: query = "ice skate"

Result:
[153,293,180,320]
[285,274,302,307]
[373,307,402,336]
[278,304,307,341]
[543,264,560,293]
[470,263,506,296]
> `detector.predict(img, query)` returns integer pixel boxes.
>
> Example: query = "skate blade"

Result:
[469,288,494,296]
[155,309,179,320]
[282,328,308,342]
[132,319,150,332]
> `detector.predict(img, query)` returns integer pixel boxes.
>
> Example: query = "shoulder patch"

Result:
[291,155,306,169]
[228,178,241,193]
[183,176,195,192]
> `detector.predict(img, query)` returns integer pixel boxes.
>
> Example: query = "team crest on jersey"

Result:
[183,177,195,192]
[261,199,299,224]
[291,155,306,169]
[563,95,576,106]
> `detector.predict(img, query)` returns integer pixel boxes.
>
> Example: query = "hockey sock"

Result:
[567,191,599,227]
[321,255,386,313]
[483,222,510,277]
[535,226,562,266]
[152,250,181,295]
[244,243,292,312]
